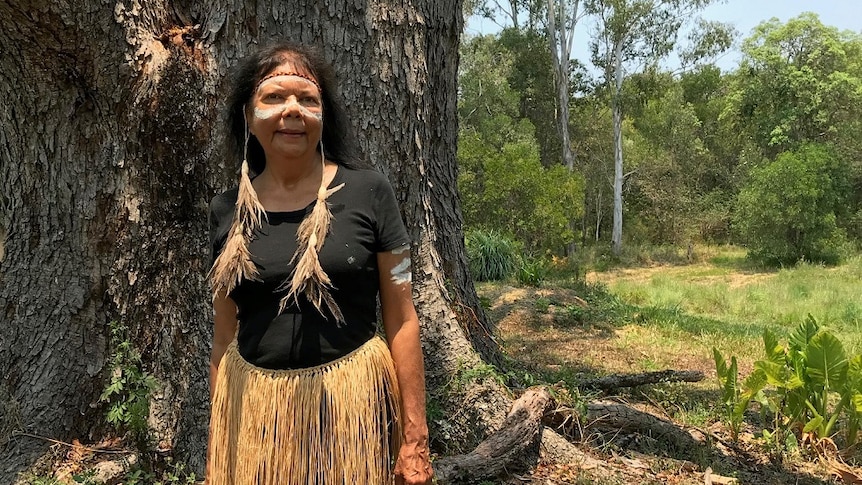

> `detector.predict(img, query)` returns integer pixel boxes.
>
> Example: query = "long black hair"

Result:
[225,42,366,174]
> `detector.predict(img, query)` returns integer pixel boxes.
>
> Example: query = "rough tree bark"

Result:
[0,0,518,481]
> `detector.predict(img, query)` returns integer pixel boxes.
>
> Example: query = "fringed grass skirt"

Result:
[208,336,402,485]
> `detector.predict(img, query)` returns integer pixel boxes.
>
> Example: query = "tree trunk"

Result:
[546,0,581,256]
[0,0,512,480]
[546,0,577,172]
[611,40,624,256]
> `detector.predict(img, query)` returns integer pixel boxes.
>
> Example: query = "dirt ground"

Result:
[482,283,858,485]
[22,280,861,484]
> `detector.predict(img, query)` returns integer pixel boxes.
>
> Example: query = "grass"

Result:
[601,251,862,357]
[477,246,862,482]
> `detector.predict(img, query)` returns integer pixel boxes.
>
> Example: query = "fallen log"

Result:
[583,400,708,452]
[434,387,549,483]
[579,369,704,392]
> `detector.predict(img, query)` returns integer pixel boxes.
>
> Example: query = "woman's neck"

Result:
[259,151,321,190]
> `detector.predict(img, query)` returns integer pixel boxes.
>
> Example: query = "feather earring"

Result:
[210,107,267,298]
[278,140,345,323]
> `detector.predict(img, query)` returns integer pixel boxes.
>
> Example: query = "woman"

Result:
[206,42,433,485]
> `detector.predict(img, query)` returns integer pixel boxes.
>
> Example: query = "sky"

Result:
[465,0,862,72]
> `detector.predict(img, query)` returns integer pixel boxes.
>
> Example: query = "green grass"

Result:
[604,253,862,356]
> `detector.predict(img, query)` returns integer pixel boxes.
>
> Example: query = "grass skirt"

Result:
[208,336,402,485]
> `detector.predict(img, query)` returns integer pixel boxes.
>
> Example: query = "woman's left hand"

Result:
[394,440,434,485]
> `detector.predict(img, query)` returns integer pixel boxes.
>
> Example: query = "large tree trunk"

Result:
[0,0,510,480]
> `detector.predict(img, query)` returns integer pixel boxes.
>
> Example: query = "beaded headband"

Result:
[256,71,322,93]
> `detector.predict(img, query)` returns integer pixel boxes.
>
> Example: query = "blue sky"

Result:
[466,0,862,72]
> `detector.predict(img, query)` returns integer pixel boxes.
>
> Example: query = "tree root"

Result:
[434,370,711,483]
[581,399,708,452]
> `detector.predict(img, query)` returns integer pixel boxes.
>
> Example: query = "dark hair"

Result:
[225,42,365,174]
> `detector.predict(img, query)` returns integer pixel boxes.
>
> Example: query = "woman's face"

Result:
[247,61,323,163]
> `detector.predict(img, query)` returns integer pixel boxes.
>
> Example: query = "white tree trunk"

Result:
[546,0,579,172]
[595,186,603,242]
[611,40,624,255]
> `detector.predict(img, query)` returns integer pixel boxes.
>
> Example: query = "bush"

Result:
[466,229,519,281]
[516,256,548,286]
[458,130,584,255]
[734,144,851,265]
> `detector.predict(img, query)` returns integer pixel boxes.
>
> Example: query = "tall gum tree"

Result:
[586,0,728,254]
[0,0,530,480]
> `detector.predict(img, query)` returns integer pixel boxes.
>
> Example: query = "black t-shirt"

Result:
[209,166,410,369]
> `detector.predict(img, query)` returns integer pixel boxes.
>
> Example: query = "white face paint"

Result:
[253,75,324,122]
[253,99,323,121]
[389,247,412,285]
[254,105,284,120]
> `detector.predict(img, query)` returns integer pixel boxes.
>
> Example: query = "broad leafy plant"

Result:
[713,348,766,441]
[716,315,862,448]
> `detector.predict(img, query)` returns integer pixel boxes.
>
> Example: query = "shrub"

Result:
[715,315,862,449]
[458,129,584,255]
[516,255,548,286]
[734,144,851,265]
[465,229,519,281]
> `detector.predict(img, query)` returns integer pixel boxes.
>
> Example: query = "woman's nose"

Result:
[282,96,303,117]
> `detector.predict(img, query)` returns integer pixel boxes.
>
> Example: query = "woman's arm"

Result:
[210,291,239,399]
[206,291,238,483]
[378,248,433,485]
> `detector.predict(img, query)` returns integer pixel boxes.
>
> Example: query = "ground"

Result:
[18,256,862,484]
[481,275,860,485]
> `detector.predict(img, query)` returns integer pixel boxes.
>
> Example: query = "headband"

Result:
[256,71,322,93]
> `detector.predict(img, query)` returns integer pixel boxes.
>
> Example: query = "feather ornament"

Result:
[278,181,346,323]
[209,160,267,298]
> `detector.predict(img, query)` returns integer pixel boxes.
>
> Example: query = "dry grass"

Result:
[480,248,862,483]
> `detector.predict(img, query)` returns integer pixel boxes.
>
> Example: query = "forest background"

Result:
[457,0,862,266]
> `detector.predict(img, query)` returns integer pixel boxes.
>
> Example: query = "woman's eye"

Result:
[266,93,282,100]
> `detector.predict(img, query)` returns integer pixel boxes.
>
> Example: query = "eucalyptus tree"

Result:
[586,0,730,254]
[546,0,587,171]
[0,0,536,479]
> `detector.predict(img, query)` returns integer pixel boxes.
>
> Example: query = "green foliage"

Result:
[712,348,767,441]
[465,229,519,281]
[150,458,198,485]
[516,255,548,287]
[717,315,862,448]
[99,320,157,445]
[458,34,584,254]
[734,144,851,265]
[730,13,862,155]
[497,27,580,169]
[534,297,551,314]
[459,129,584,253]
[72,470,103,485]
[725,13,862,250]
